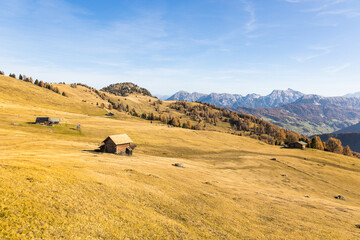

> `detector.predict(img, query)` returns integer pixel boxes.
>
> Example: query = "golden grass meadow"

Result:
[1,76,360,239]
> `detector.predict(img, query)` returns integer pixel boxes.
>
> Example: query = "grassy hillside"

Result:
[1,75,360,239]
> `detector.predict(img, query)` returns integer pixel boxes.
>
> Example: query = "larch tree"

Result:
[326,138,343,154]
[343,145,353,156]
[287,132,299,143]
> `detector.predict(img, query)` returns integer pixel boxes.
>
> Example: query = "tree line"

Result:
[309,136,355,157]
[4,71,68,97]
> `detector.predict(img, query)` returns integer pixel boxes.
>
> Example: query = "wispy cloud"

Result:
[293,46,333,63]
[242,0,257,33]
[324,62,351,73]
[318,9,360,17]
[286,0,360,18]
[302,0,346,12]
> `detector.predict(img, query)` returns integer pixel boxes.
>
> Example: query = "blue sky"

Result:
[0,0,359,96]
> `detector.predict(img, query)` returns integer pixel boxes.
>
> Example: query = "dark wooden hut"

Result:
[288,141,308,150]
[35,117,60,126]
[100,134,133,155]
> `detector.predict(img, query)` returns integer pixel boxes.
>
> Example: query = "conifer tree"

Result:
[310,136,324,150]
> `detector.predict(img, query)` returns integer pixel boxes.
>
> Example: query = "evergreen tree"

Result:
[310,136,324,150]
[19,74,23,80]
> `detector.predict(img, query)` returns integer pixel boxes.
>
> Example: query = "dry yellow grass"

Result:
[1,76,360,239]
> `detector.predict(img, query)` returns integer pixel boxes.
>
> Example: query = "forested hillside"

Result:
[101,82,152,97]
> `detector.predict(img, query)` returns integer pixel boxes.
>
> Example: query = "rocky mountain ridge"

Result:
[168,88,304,108]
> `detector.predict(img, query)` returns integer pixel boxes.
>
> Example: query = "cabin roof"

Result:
[36,117,60,122]
[297,141,308,145]
[105,134,133,145]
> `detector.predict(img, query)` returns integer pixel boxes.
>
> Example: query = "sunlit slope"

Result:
[0,77,360,239]
[0,76,106,116]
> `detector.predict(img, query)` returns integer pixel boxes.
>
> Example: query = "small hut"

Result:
[100,134,133,155]
[288,141,308,150]
[35,117,60,126]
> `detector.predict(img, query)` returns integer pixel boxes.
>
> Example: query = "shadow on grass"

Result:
[82,149,102,154]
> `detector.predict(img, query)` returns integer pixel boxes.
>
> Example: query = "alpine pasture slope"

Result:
[0,75,360,239]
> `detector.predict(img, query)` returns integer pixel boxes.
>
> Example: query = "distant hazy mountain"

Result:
[168,91,207,102]
[168,88,304,108]
[154,94,171,100]
[236,95,360,136]
[293,95,360,108]
[344,92,360,98]
[334,121,360,133]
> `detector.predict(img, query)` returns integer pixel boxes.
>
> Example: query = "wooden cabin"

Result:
[100,134,133,155]
[288,141,308,150]
[35,117,60,126]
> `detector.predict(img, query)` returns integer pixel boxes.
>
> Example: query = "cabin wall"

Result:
[104,140,117,153]
[116,143,131,154]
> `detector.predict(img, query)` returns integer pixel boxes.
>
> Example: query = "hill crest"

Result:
[101,82,152,97]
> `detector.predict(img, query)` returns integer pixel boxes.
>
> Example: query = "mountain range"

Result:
[168,89,360,136]
[344,92,360,98]
[168,88,305,108]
